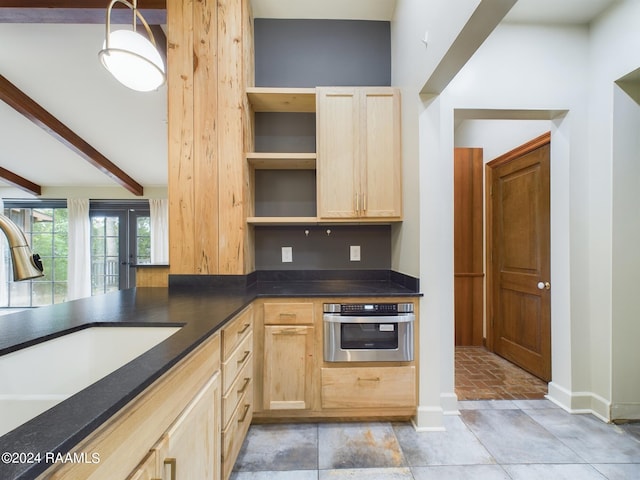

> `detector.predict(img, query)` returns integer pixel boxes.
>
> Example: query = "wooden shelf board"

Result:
[247,87,316,112]
[247,217,319,225]
[247,152,316,170]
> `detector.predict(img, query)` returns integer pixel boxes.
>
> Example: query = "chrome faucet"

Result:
[0,214,44,281]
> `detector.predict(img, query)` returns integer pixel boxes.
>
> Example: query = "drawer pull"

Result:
[164,458,177,480]
[357,377,381,383]
[278,328,301,335]
[237,404,250,423]
[238,377,251,394]
[279,312,297,319]
[237,350,251,365]
[238,323,251,335]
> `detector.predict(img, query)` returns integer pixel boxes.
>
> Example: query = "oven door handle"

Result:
[322,314,415,324]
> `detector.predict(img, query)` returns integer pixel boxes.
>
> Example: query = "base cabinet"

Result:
[263,325,315,410]
[254,298,418,421]
[260,302,316,412]
[129,372,222,480]
[321,366,416,409]
[221,306,254,480]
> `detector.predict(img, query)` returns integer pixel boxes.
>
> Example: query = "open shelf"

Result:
[247,152,316,170]
[247,87,316,112]
[247,216,319,225]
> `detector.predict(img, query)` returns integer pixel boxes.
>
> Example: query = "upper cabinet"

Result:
[246,86,402,224]
[317,87,402,221]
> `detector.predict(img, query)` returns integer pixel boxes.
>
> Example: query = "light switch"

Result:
[350,245,361,262]
[281,246,293,263]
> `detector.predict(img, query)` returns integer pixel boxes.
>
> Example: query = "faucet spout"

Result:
[0,214,45,281]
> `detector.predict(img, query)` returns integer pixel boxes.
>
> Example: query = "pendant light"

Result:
[98,0,165,92]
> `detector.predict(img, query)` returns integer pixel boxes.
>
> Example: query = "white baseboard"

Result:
[547,381,611,422]
[412,405,446,432]
[611,402,640,421]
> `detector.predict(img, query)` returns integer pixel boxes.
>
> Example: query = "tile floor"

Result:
[455,346,548,401]
[231,400,640,479]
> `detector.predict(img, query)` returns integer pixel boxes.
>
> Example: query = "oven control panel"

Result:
[324,303,413,315]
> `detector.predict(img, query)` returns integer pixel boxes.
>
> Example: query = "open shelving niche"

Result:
[246,87,319,225]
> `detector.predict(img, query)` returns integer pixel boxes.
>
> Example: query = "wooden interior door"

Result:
[487,133,551,381]
[454,147,484,346]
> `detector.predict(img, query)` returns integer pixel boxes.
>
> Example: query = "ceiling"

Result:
[0,0,618,198]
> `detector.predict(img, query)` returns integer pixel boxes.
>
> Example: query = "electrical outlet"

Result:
[281,246,293,263]
[350,245,361,262]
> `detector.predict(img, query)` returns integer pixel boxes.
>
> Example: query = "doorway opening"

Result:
[453,121,553,401]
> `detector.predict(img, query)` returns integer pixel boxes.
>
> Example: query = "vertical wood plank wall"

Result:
[167,0,254,275]
[454,148,484,346]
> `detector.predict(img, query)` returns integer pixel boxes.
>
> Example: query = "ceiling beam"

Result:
[0,1,166,24]
[0,166,42,196]
[0,74,144,196]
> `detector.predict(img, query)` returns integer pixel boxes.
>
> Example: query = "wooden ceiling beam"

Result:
[0,166,42,196]
[0,1,166,24]
[0,74,144,196]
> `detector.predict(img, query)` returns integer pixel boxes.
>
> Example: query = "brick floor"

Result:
[455,346,548,400]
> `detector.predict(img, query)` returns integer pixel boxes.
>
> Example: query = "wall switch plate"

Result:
[281,246,293,263]
[350,245,361,262]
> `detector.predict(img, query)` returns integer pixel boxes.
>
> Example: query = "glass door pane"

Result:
[91,214,125,295]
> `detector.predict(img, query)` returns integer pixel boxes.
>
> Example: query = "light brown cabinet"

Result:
[261,302,316,411]
[220,306,254,480]
[321,366,416,409]
[153,372,222,480]
[316,87,402,220]
[127,372,224,480]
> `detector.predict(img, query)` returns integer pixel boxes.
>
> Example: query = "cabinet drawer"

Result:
[264,302,314,325]
[222,305,253,360]
[223,332,253,392]
[222,353,253,427]
[321,366,416,409]
[222,385,253,480]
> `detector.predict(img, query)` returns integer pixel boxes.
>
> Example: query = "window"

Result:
[1,203,68,307]
[0,200,151,308]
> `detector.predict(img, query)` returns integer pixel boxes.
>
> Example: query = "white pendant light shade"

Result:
[100,29,165,92]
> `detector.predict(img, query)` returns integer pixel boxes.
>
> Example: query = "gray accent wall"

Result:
[253,19,392,271]
[254,19,391,87]
[255,225,391,270]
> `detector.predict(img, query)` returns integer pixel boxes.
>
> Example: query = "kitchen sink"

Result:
[0,326,181,436]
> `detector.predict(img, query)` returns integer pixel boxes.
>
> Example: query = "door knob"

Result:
[537,281,551,290]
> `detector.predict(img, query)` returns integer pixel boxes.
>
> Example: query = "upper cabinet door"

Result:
[316,88,360,218]
[361,88,402,219]
[317,87,402,220]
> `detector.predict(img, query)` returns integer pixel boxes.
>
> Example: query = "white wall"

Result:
[391,0,483,279]
[588,0,640,421]
[418,20,593,426]
[611,83,640,420]
[455,119,552,160]
[391,0,496,429]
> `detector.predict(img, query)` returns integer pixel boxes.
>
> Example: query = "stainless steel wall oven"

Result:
[323,303,415,362]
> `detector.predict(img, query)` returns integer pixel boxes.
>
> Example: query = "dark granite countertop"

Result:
[0,271,420,480]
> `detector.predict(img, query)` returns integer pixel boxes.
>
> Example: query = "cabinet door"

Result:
[156,372,222,480]
[317,88,360,218]
[127,451,160,480]
[361,88,402,218]
[263,325,315,410]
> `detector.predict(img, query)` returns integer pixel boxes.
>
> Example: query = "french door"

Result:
[90,207,150,294]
